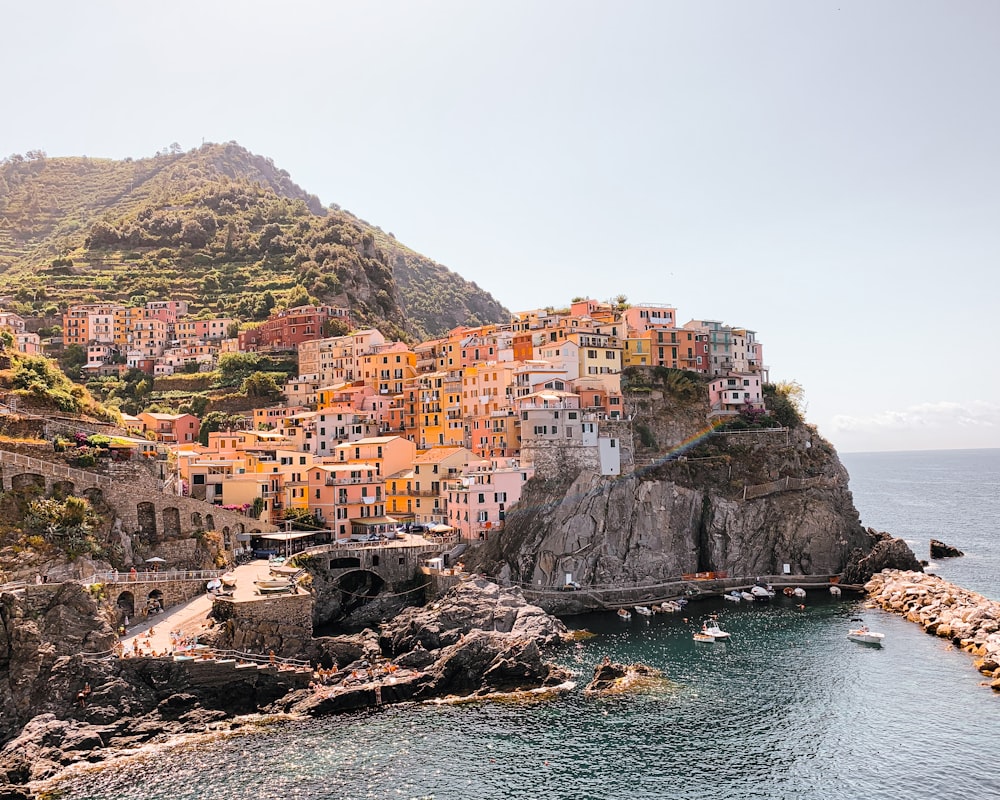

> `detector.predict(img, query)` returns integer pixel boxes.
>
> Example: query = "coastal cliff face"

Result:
[471,407,890,592]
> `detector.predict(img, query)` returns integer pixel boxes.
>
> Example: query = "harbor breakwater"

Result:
[865,569,1000,690]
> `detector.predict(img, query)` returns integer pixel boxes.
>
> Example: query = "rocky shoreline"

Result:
[864,570,1000,690]
[0,577,572,799]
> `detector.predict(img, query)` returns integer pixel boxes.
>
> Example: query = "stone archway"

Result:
[191,511,203,530]
[82,487,104,507]
[51,480,75,500]
[335,569,385,614]
[146,589,164,616]
[162,507,181,537]
[116,590,135,619]
[137,502,157,540]
[11,473,45,493]
[205,513,215,531]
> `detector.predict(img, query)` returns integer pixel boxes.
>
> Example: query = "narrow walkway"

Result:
[120,558,280,654]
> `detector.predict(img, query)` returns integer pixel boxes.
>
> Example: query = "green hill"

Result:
[0,143,508,339]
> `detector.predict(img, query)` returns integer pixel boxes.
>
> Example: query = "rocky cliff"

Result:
[470,392,908,595]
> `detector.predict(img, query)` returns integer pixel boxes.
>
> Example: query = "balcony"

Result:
[325,476,379,486]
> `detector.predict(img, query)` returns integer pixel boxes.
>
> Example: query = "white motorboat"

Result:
[750,585,773,602]
[693,632,716,643]
[701,617,731,640]
[847,620,884,645]
[740,591,755,602]
[634,605,653,616]
[617,608,632,621]
[660,600,682,612]
[724,590,741,603]
[793,587,807,598]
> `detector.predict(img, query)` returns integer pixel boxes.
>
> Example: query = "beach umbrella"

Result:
[145,557,167,563]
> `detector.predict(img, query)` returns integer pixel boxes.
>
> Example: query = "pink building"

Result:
[446,457,533,541]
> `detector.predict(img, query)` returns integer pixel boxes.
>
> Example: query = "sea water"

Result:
[50,449,1000,800]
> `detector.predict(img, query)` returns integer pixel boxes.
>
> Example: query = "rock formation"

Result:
[841,529,924,585]
[584,660,663,695]
[0,577,572,797]
[865,570,1000,690]
[930,539,964,559]
[471,423,915,602]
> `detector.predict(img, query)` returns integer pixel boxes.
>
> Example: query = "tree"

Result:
[198,411,248,445]
[241,371,281,399]
[763,381,805,428]
[217,351,260,386]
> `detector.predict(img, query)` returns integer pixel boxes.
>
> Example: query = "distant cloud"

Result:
[832,401,1000,433]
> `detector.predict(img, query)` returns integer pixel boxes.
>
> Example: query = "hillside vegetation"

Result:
[0,144,507,339]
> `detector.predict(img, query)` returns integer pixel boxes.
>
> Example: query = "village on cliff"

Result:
[0,297,766,547]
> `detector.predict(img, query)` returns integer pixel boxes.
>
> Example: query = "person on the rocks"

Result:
[76,683,92,707]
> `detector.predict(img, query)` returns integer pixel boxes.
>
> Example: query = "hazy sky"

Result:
[4,1,1000,453]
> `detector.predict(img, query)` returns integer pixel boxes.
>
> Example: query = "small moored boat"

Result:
[750,585,773,602]
[847,619,884,645]
[724,590,741,603]
[693,632,716,643]
[617,608,632,621]
[701,616,731,640]
[829,585,842,597]
[793,587,807,598]
[740,590,755,602]
[634,605,653,616]
[660,600,681,612]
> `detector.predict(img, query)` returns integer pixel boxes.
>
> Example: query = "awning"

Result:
[349,516,398,527]
[259,531,320,541]
[430,523,454,533]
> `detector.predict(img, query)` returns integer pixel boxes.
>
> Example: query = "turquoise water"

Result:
[51,449,1000,799]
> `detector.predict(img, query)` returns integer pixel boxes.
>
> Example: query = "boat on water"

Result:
[634,605,653,616]
[617,608,632,621]
[724,590,741,603]
[701,616,731,640]
[693,632,716,643]
[740,590,755,602]
[793,587,806,598]
[829,585,842,597]
[660,600,682,612]
[847,619,884,645]
[750,584,774,602]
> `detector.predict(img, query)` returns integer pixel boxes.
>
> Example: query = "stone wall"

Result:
[522,419,635,478]
[211,593,314,658]
[0,446,277,549]
[102,577,210,617]
[303,542,440,589]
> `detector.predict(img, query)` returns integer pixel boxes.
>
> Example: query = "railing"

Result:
[522,573,843,598]
[207,648,310,668]
[80,569,224,585]
[0,449,114,487]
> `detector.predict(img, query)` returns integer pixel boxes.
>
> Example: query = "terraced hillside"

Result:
[0,144,508,339]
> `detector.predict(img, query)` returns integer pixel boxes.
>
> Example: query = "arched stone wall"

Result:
[51,480,75,500]
[191,512,202,530]
[11,473,45,493]
[116,590,135,617]
[137,502,157,541]
[83,487,104,506]
[163,507,181,537]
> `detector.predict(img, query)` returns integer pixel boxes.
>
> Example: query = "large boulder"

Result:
[842,530,922,585]
[379,577,567,655]
[930,539,964,559]
[584,660,663,695]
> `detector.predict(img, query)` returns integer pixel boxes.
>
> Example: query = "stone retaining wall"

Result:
[211,593,314,658]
